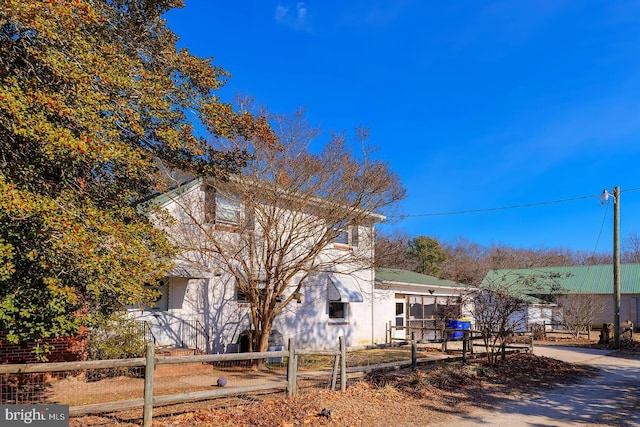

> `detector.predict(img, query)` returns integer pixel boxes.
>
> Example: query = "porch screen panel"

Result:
[423,297,436,319]
[436,296,460,320]
[407,297,422,341]
[409,296,423,319]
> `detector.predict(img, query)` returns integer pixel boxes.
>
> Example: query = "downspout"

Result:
[371,225,375,345]
[371,269,375,345]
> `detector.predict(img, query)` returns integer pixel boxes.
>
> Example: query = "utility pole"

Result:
[613,186,621,349]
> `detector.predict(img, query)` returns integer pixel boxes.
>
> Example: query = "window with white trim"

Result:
[236,286,249,303]
[328,301,347,319]
[327,275,362,322]
[205,187,242,226]
[331,225,359,248]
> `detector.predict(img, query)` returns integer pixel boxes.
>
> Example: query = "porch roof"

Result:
[168,262,215,278]
[375,268,471,290]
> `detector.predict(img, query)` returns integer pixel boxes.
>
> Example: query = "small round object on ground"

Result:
[217,377,227,387]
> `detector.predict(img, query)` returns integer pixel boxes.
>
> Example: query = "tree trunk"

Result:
[252,315,275,369]
[257,325,271,353]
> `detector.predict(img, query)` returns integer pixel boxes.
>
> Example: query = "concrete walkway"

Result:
[434,345,640,426]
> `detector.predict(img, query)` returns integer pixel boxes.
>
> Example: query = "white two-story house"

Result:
[132,177,383,353]
[132,176,473,353]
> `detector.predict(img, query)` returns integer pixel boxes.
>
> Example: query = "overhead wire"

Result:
[591,201,610,256]
[402,187,640,218]
[399,187,640,292]
[579,201,611,293]
[402,194,597,218]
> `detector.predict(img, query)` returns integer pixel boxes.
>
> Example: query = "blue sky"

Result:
[164,1,640,253]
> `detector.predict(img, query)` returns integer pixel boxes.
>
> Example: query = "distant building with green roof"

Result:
[482,264,640,329]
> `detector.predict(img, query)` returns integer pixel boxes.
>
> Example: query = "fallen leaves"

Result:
[71,352,603,427]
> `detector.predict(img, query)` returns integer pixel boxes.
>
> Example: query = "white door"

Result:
[393,298,407,340]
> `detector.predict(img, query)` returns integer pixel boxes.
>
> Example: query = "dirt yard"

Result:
[66,336,640,426]
[66,353,600,426]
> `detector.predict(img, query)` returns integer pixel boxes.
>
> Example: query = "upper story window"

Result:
[236,285,249,303]
[205,187,242,226]
[216,193,242,224]
[331,225,359,248]
[236,281,283,304]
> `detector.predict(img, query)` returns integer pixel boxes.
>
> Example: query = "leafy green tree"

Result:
[0,0,274,355]
[410,236,447,277]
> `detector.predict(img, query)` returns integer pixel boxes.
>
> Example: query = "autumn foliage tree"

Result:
[0,0,274,356]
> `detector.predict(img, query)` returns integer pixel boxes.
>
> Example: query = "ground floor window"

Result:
[329,301,347,319]
[143,279,169,311]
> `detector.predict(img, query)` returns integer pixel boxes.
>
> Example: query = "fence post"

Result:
[339,336,346,392]
[330,355,339,391]
[287,338,296,397]
[530,325,535,353]
[462,330,468,364]
[143,342,155,427]
[411,332,417,371]
[387,321,391,345]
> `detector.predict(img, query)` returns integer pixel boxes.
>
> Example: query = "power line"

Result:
[591,201,610,257]
[403,187,640,218]
[404,194,598,218]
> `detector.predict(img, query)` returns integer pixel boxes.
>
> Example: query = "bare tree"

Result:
[559,293,604,339]
[439,238,610,287]
[441,237,488,286]
[572,251,611,266]
[469,269,566,364]
[487,244,578,270]
[160,109,405,354]
[468,286,527,364]
[374,230,417,270]
[622,231,640,263]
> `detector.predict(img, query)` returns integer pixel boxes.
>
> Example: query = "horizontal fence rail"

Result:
[0,337,351,426]
[0,334,530,426]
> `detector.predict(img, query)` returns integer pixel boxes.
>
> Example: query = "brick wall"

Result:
[0,330,86,364]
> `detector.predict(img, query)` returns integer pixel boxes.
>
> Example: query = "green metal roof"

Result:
[375,268,471,288]
[483,264,640,295]
[137,178,202,213]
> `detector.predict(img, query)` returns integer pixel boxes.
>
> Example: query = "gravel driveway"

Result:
[435,345,640,426]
